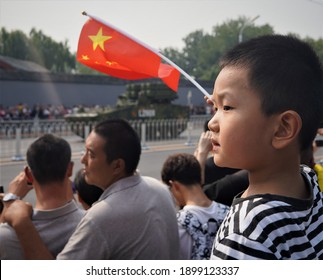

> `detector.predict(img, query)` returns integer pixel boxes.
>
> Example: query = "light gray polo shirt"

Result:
[0,200,85,259]
[57,175,180,259]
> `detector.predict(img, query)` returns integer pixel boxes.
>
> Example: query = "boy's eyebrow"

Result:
[217,90,231,98]
[212,90,230,104]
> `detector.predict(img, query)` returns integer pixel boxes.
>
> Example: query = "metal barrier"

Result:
[0,115,210,161]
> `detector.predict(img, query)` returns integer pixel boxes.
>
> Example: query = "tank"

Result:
[65,82,190,139]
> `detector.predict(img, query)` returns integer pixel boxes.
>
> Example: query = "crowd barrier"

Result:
[0,116,210,160]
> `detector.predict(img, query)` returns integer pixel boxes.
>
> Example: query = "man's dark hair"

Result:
[94,118,141,175]
[220,35,323,150]
[161,153,201,186]
[26,134,71,185]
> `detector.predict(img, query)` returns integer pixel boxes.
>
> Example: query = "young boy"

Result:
[208,35,323,259]
[161,153,229,259]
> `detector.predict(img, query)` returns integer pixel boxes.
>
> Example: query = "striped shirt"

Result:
[211,165,323,260]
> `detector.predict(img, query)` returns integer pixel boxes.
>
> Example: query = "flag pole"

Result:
[82,11,212,99]
[158,53,212,99]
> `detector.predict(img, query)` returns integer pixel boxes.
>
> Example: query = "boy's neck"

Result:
[185,185,213,208]
[243,164,310,200]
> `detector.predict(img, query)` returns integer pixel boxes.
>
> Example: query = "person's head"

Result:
[26,134,72,185]
[208,35,323,170]
[81,118,141,189]
[161,153,202,207]
[73,169,103,210]
[161,153,202,187]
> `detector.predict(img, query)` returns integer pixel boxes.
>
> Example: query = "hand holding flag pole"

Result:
[78,11,212,99]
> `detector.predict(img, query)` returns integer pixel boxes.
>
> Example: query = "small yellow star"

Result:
[88,28,112,51]
[106,60,117,66]
[82,55,90,60]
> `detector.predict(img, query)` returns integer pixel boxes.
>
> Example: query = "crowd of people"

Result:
[0,103,110,121]
[0,103,211,122]
[0,35,322,260]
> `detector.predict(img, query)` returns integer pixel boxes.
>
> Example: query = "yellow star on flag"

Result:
[88,28,112,51]
[106,60,117,66]
[82,55,90,60]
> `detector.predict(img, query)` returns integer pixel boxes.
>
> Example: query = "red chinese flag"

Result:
[77,18,180,91]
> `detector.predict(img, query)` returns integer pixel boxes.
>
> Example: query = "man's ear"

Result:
[24,166,34,184]
[66,161,74,178]
[112,158,126,175]
[272,110,302,149]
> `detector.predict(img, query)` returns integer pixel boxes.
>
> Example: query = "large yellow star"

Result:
[88,28,112,51]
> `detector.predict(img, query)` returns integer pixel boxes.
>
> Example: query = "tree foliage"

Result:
[0,27,75,73]
[162,17,275,81]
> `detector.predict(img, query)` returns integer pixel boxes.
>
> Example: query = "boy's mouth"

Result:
[211,138,221,152]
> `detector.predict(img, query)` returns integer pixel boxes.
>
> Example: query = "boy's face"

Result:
[208,66,276,170]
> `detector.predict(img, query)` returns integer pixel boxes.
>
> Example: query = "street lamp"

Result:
[238,15,260,43]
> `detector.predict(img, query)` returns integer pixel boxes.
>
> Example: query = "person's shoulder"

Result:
[141,176,169,191]
[141,175,163,184]
[0,222,14,233]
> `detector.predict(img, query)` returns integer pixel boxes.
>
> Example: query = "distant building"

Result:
[0,55,50,73]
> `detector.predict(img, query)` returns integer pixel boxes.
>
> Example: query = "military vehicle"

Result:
[65,82,189,140]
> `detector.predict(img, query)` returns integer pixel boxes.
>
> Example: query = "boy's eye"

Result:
[223,105,232,111]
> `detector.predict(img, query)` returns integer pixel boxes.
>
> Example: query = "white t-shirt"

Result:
[177,201,229,259]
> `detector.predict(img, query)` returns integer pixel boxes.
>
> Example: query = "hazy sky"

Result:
[1,0,323,53]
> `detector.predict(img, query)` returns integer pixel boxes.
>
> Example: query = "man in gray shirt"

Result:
[0,134,85,259]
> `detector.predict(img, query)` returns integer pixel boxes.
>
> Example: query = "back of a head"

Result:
[161,153,201,186]
[26,134,71,185]
[220,35,323,151]
[94,118,141,175]
[74,169,103,208]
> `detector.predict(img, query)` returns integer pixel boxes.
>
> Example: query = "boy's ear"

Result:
[170,181,182,196]
[272,110,302,149]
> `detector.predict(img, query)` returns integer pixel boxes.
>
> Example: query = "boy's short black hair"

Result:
[220,35,323,150]
[161,153,202,186]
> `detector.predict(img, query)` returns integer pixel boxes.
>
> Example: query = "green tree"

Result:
[0,27,75,73]
[28,28,75,73]
[162,17,274,81]
[304,37,323,64]
[0,27,30,60]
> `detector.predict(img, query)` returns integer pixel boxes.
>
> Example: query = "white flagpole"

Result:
[158,53,212,99]
[82,11,212,99]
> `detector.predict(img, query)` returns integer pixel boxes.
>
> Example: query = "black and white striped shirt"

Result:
[211,165,323,260]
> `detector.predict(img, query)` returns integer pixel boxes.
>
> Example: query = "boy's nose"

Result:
[208,114,219,132]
